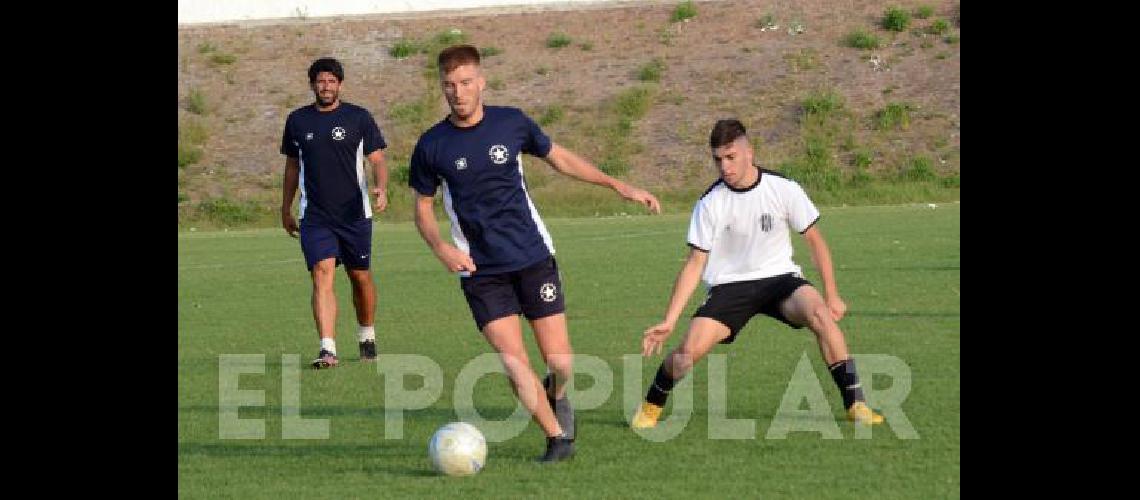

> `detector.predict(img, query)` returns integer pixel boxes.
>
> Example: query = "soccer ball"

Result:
[428,422,487,476]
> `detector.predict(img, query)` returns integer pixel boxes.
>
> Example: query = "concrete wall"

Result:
[178,0,636,24]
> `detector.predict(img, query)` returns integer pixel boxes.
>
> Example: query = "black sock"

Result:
[645,364,677,407]
[828,359,865,410]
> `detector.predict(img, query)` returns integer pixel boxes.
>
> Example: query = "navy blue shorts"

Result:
[459,257,566,332]
[298,217,373,271]
[693,273,812,344]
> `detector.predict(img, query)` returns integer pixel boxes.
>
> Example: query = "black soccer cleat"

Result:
[536,435,575,463]
[359,340,377,362]
[311,349,339,369]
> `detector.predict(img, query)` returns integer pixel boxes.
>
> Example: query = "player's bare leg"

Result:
[310,257,339,368]
[483,315,574,462]
[532,313,574,439]
[346,268,377,361]
[779,285,883,424]
[481,316,563,436]
[633,318,730,428]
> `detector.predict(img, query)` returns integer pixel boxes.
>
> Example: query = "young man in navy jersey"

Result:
[409,45,661,462]
[631,119,885,429]
[280,58,389,369]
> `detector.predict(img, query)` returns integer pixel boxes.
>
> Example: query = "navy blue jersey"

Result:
[280,102,386,224]
[409,106,555,275]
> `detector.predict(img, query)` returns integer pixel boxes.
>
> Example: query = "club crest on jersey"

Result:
[455,157,468,170]
[331,127,347,141]
[489,144,509,165]
[305,132,314,141]
[760,213,773,232]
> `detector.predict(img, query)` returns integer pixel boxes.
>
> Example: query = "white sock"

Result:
[320,337,337,354]
[357,325,376,343]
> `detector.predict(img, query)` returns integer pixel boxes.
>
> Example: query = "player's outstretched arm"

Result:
[413,191,476,273]
[802,226,846,321]
[542,143,661,214]
[643,247,708,356]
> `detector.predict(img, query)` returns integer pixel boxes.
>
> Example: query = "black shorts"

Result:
[693,272,813,344]
[298,217,372,271]
[459,257,566,331]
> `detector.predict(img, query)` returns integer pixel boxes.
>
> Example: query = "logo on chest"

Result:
[455,157,468,170]
[488,144,510,165]
[331,127,347,141]
[725,213,775,234]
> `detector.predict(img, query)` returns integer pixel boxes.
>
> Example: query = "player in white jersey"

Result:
[631,119,884,428]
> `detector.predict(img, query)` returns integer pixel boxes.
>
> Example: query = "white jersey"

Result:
[687,170,821,287]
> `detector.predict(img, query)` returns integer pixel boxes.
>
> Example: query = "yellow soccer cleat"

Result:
[631,401,663,429]
[847,401,885,425]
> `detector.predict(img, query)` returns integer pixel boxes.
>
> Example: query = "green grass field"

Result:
[178,203,960,498]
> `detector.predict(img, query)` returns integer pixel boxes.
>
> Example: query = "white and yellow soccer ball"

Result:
[428,422,487,476]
